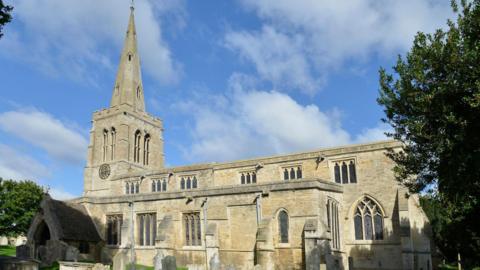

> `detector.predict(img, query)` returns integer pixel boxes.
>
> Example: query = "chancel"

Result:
[26,5,434,270]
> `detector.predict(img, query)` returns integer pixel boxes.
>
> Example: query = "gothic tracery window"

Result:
[353,197,384,240]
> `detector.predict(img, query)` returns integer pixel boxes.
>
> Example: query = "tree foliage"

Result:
[0,0,13,39]
[0,178,45,236]
[378,0,480,265]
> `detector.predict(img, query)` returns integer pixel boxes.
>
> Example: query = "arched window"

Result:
[353,197,384,240]
[130,183,134,194]
[334,163,341,183]
[327,199,340,249]
[252,172,256,183]
[134,130,141,163]
[289,168,295,180]
[181,178,185,190]
[192,177,197,189]
[162,180,167,191]
[135,182,139,194]
[246,173,251,184]
[349,161,357,183]
[186,177,191,189]
[241,174,245,184]
[103,129,108,162]
[110,128,116,160]
[126,183,130,194]
[156,180,161,192]
[341,162,348,184]
[284,169,289,180]
[151,181,156,192]
[278,210,289,243]
[143,134,150,165]
[296,167,302,179]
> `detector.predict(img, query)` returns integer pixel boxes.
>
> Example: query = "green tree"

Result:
[378,0,480,266]
[0,178,45,236]
[0,0,13,39]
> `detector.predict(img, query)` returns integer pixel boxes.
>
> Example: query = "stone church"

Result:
[26,6,433,270]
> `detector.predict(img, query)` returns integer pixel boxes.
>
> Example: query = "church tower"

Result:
[83,5,165,196]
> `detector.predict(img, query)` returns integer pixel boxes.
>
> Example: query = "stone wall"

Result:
[76,140,433,269]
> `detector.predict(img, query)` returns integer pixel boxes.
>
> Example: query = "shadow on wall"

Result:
[348,192,436,270]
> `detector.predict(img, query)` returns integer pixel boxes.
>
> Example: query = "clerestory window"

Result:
[283,166,302,180]
[240,171,257,185]
[333,160,357,184]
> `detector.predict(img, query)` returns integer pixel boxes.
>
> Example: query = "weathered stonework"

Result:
[27,5,434,270]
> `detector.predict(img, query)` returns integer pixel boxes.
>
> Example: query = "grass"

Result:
[124,264,188,270]
[0,245,16,257]
[125,264,154,270]
[438,263,480,270]
[40,261,59,270]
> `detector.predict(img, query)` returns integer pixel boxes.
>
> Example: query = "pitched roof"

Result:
[42,195,102,242]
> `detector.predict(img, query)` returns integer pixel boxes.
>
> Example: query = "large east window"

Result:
[353,197,384,240]
[183,212,202,246]
[137,213,156,246]
[106,215,123,246]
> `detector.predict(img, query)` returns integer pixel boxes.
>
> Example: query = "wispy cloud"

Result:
[176,74,390,163]
[0,143,51,180]
[0,109,88,165]
[0,0,183,85]
[226,0,452,94]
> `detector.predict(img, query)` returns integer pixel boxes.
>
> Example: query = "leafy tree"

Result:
[378,0,480,266]
[0,178,45,237]
[0,0,13,39]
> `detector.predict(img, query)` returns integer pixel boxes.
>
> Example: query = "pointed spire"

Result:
[110,4,145,112]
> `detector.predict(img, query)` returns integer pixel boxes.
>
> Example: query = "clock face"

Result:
[99,164,111,179]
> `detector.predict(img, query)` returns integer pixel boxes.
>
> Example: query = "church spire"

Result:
[110,4,145,112]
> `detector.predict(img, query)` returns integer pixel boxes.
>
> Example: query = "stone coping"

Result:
[77,178,342,204]
[109,140,401,179]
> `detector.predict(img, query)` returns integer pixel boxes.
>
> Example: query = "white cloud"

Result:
[0,0,182,85]
[48,187,77,200]
[354,123,392,143]
[225,26,323,95]
[226,0,452,94]
[178,74,391,162]
[0,143,51,180]
[0,109,88,165]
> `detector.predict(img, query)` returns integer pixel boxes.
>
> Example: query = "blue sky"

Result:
[0,0,452,199]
